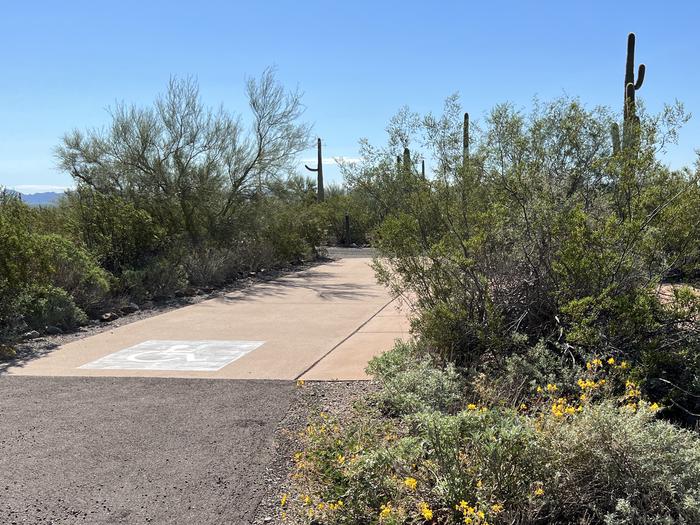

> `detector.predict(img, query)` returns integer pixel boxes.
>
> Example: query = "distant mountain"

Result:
[19,191,63,206]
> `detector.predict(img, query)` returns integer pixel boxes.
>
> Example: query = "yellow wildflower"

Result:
[619,360,629,369]
[564,406,576,415]
[491,503,504,513]
[418,501,433,520]
[337,454,345,465]
[650,402,660,411]
[404,477,418,490]
[607,357,615,365]
[379,503,392,519]
[546,383,558,393]
[534,487,544,497]
[536,385,543,393]
[467,403,478,410]
[280,493,288,507]
[476,479,483,488]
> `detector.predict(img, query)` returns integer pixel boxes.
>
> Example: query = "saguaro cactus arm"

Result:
[304,138,324,202]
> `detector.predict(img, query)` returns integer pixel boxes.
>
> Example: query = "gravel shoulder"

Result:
[252,380,377,525]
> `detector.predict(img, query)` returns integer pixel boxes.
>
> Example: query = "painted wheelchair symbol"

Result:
[79,340,265,371]
[125,343,212,363]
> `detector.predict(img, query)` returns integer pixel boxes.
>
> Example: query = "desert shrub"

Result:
[0,192,109,337]
[366,340,464,415]
[181,246,237,286]
[321,187,379,245]
[117,252,187,301]
[263,200,325,262]
[32,233,110,313]
[290,346,700,524]
[367,98,700,423]
[16,284,87,331]
[64,188,165,273]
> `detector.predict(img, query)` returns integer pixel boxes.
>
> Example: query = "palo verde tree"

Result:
[56,68,311,247]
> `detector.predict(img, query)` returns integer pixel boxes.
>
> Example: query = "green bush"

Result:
[17,285,87,331]
[290,344,700,525]
[0,192,108,337]
[366,341,464,415]
[368,98,700,423]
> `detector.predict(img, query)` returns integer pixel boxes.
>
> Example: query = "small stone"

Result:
[22,330,40,340]
[44,326,63,335]
[248,272,257,278]
[100,312,119,322]
[120,303,140,314]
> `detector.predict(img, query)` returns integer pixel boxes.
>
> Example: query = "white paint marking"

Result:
[79,340,265,371]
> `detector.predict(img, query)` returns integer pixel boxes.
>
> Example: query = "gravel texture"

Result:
[0,376,295,524]
[252,380,377,525]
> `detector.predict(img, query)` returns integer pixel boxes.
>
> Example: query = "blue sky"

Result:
[1,0,699,192]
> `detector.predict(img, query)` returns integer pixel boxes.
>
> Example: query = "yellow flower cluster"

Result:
[624,380,641,410]
[418,501,433,520]
[456,500,489,524]
[586,356,628,370]
[327,500,344,511]
[404,477,418,490]
[379,503,393,519]
[550,397,581,418]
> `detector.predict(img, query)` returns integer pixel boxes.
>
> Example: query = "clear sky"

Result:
[1,0,699,192]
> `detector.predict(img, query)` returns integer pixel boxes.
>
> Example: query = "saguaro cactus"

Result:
[305,138,324,202]
[403,147,411,172]
[612,33,645,153]
[463,112,470,164]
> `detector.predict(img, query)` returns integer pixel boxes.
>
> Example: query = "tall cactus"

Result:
[463,112,470,164]
[612,33,645,154]
[403,147,411,172]
[305,138,324,202]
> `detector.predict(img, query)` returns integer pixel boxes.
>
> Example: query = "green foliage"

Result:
[369,97,700,422]
[290,344,700,525]
[65,188,165,273]
[16,284,87,331]
[366,341,464,415]
[0,192,108,337]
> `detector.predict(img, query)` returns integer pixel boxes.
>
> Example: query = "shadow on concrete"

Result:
[215,266,384,303]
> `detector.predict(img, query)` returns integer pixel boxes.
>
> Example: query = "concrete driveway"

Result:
[6,257,410,381]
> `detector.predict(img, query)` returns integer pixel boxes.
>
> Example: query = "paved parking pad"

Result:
[79,340,265,371]
[6,258,410,380]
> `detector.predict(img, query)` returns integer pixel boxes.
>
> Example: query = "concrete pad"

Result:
[359,315,411,334]
[300,332,410,381]
[7,258,409,380]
